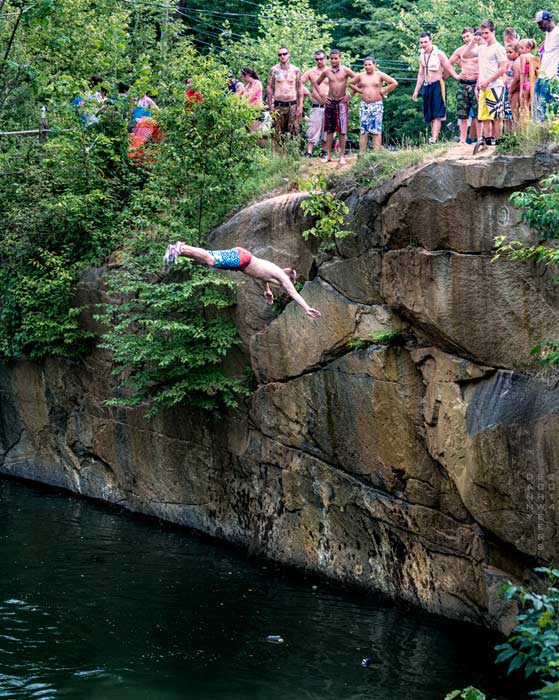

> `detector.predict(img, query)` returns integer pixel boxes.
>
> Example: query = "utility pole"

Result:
[161,0,169,59]
[39,106,48,143]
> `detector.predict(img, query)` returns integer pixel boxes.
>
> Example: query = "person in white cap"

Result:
[534,10,559,119]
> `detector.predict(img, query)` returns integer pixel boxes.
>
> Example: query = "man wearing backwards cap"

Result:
[534,10,559,120]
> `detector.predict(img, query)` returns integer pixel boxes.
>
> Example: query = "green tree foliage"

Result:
[0,99,136,357]
[495,569,559,699]
[447,568,559,700]
[398,0,539,62]
[0,0,286,413]
[299,173,351,250]
[100,247,248,416]
[445,688,486,700]
[220,0,334,82]
[96,58,265,414]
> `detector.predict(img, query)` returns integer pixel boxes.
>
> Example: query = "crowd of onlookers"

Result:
[410,11,559,154]
[72,9,559,164]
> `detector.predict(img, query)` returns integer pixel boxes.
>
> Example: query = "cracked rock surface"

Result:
[2,153,559,631]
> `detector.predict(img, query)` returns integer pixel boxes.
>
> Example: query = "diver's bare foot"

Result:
[339,156,347,166]
[307,308,321,318]
[321,156,331,163]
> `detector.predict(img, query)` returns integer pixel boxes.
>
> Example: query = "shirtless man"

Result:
[266,47,303,151]
[315,49,355,165]
[448,27,481,143]
[349,56,398,153]
[164,242,321,318]
[462,20,507,147]
[301,50,329,157]
[412,32,459,143]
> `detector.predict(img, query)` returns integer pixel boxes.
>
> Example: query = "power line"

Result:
[124,0,418,71]
[124,0,400,27]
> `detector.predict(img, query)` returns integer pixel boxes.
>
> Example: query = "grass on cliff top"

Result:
[330,142,449,191]
[496,120,559,155]
[239,141,451,208]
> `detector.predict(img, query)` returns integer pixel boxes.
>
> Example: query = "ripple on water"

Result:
[0,477,524,700]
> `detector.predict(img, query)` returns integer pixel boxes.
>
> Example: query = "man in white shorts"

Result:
[301,50,329,158]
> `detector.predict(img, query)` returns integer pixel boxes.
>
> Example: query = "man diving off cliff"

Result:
[164,242,322,318]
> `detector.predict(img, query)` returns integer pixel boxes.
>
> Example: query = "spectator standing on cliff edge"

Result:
[349,56,398,154]
[267,47,303,152]
[533,10,559,121]
[412,33,459,144]
[448,28,481,144]
[462,20,507,151]
[315,49,355,165]
[301,50,329,158]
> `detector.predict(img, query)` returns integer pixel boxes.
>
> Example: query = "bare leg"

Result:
[430,118,442,143]
[474,118,482,140]
[177,243,215,266]
[459,118,468,143]
[359,133,368,156]
[494,118,503,140]
[322,133,334,162]
[338,134,347,164]
[373,134,382,151]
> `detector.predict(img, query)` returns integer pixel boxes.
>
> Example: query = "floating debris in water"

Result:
[361,656,373,667]
[265,635,284,644]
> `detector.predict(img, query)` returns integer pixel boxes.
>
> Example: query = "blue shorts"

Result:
[359,101,384,135]
[208,247,252,271]
[422,80,446,122]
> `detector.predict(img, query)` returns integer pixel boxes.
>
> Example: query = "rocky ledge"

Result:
[2,152,559,632]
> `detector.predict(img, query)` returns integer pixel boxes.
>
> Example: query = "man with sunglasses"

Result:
[301,50,329,158]
[267,47,303,151]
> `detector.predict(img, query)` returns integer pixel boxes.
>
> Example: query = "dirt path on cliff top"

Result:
[263,141,493,200]
[306,141,490,174]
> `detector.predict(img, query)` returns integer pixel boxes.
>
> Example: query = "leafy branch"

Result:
[299,173,352,251]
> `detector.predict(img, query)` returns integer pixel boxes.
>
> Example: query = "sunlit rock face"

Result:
[2,152,559,632]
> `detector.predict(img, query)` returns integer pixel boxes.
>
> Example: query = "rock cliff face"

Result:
[2,152,559,631]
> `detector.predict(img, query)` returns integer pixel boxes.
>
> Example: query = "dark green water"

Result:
[0,477,517,700]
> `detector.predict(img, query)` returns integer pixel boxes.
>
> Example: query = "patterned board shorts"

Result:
[456,82,478,120]
[359,100,384,135]
[208,247,252,271]
[478,87,504,120]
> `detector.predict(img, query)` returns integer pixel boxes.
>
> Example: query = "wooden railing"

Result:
[0,107,49,142]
